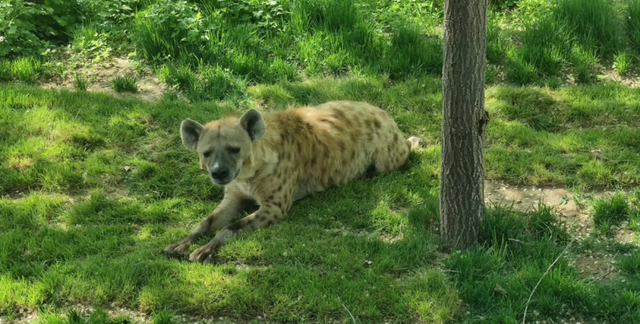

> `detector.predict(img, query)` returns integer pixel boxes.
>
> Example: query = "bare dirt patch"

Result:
[484,180,637,282]
[42,56,168,102]
[486,181,605,237]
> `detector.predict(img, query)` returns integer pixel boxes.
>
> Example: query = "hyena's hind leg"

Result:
[372,129,425,174]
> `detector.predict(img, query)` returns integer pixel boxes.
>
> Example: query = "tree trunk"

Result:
[440,0,490,249]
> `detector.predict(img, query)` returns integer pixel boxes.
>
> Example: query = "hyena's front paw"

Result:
[189,242,219,263]
[164,239,194,258]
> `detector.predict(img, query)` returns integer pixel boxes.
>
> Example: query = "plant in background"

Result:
[71,27,113,63]
[487,11,508,64]
[0,0,51,58]
[591,192,630,235]
[0,60,11,81]
[570,45,598,84]
[506,47,537,84]
[112,74,138,93]
[516,15,572,77]
[11,57,42,84]
[73,73,88,91]
[133,0,205,62]
[628,0,640,52]
[554,0,624,59]
[613,51,631,76]
[490,0,520,10]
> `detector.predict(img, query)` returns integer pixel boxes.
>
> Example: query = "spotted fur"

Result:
[164,101,424,262]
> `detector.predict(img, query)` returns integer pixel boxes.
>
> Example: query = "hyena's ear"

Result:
[180,118,204,151]
[239,109,265,141]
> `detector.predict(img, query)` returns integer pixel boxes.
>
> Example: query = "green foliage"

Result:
[112,74,138,93]
[447,204,640,323]
[133,0,204,62]
[73,74,88,91]
[613,51,631,76]
[152,309,174,324]
[506,48,537,85]
[11,57,43,84]
[592,193,631,232]
[386,22,443,77]
[628,0,640,52]
[86,0,143,30]
[487,12,508,64]
[490,0,521,10]
[159,63,246,102]
[554,0,624,59]
[0,0,51,58]
[516,14,572,77]
[71,27,112,62]
[618,250,640,276]
[570,45,598,84]
[0,61,11,82]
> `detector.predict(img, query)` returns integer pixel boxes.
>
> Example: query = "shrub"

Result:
[194,65,246,101]
[490,0,520,10]
[71,26,112,62]
[0,0,50,58]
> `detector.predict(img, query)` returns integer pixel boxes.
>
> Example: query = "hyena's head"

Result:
[180,109,265,185]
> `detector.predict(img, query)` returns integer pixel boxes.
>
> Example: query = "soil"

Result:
[42,56,168,102]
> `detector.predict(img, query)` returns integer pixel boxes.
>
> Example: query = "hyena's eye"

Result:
[226,146,240,154]
[203,150,212,158]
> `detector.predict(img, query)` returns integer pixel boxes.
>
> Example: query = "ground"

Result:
[3,0,640,323]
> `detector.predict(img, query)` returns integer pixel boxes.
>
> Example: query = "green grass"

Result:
[74,74,88,92]
[112,75,138,93]
[591,193,631,234]
[4,0,640,323]
[613,51,632,76]
[628,0,640,52]
[10,57,43,84]
[555,0,624,59]
[0,61,11,82]
[2,79,640,323]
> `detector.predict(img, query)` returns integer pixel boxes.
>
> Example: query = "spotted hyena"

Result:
[164,101,424,262]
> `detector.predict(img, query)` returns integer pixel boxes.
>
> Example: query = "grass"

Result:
[74,74,88,92]
[554,0,624,59]
[3,0,640,323]
[112,75,138,93]
[629,0,640,51]
[592,193,632,234]
[10,57,43,84]
[2,78,640,322]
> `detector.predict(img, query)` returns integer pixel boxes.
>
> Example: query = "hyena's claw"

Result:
[189,243,218,263]
[164,240,192,258]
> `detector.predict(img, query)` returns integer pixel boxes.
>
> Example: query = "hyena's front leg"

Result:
[164,188,256,258]
[189,194,291,262]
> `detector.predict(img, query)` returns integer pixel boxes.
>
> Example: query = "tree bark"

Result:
[440,0,489,249]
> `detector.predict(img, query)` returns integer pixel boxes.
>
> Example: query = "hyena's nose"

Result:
[210,167,230,181]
